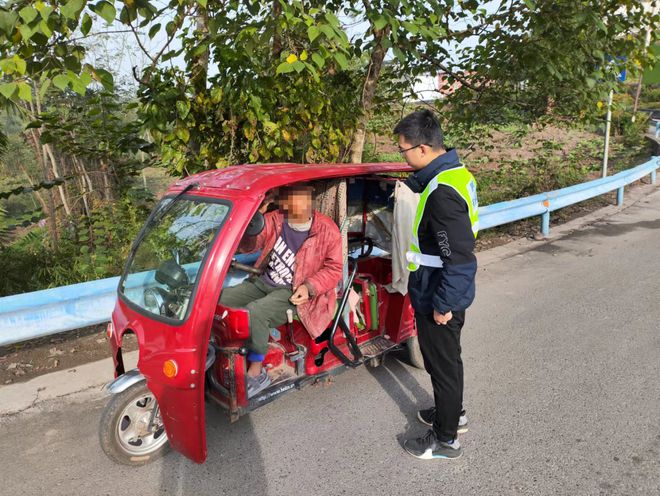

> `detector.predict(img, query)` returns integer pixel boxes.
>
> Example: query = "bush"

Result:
[0,230,55,296]
[639,85,660,105]
[475,145,600,206]
[620,112,650,148]
[0,188,154,296]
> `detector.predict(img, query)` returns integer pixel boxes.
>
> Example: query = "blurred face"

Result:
[277,186,313,219]
[398,135,438,170]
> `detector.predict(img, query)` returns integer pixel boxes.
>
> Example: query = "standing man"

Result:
[393,110,478,460]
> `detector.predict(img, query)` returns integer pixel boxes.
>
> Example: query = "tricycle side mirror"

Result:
[244,211,265,237]
[155,259,189,289]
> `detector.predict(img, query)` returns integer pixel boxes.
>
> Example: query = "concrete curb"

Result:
[0,351,138,418]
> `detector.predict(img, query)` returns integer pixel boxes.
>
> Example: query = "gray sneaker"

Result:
[403,430,463,460]
[417,407,469,434]
[247,369,271,398]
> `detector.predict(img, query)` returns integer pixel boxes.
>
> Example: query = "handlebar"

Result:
[230,259,262,275]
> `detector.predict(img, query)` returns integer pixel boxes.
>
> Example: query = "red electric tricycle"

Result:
[99,162,425,465]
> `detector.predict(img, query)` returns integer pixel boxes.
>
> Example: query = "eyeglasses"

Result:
[398,143,428,154]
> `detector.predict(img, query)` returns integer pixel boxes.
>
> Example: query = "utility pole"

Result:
[602,89,613,178]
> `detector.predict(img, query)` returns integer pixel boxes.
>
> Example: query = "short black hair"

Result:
[393,109,444,149]
[277,184,314,199]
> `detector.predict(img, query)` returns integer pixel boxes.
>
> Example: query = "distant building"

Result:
[437,72,469,96]
[409,74,441,101]
[406,71,474,102]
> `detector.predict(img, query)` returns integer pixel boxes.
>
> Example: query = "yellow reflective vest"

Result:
[407,165,479,272]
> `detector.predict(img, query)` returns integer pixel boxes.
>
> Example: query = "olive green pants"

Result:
[219,278,295,357]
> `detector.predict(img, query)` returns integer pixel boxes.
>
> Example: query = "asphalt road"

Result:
[1,188,659,496]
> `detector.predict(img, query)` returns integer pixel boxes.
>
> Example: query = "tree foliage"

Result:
[446,0,660,125]
[138,1,362,174]
[0,0,657,172]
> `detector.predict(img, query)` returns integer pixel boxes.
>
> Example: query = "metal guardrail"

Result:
[0,276,120,348]
[0,157,658,347]
[479,157,659,235]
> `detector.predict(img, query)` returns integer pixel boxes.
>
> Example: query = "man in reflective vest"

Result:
[394,110,478,460]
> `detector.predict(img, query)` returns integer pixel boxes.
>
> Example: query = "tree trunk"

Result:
[191,9,209,95]
[70,133,95,197]
[69,156,91,219]
[349,24,390,164]
[44,144,72,216]
[100,160,114,201]
[26,88,72,241]
[24,129,59,246]
[187,7,210,161]
[73,155,95,197]
[272,0,283,59]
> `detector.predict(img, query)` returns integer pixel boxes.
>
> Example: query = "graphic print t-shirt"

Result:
[261,222,310,288]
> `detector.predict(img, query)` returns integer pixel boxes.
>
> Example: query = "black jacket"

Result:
[405,149,477,315]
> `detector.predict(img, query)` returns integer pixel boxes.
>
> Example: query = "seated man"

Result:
[220,184,343,397]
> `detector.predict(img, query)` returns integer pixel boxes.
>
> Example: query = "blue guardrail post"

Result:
[541,211,550,236]
[617,186,625,206]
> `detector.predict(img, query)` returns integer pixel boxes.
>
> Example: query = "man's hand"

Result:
[259,192,276,214]
[290,285,310,306]
[433,309,453,326]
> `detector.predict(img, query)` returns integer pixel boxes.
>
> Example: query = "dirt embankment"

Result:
[0,325,138,385]
[370,124,601,170]
[464,127,598,171]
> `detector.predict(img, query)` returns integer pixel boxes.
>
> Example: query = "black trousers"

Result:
[415,310,465,442]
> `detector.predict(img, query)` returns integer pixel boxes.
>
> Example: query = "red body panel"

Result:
[109,162,415,463]
[174,162,410,194]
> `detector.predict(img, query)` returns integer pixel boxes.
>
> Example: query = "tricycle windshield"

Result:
[119,195,231,323]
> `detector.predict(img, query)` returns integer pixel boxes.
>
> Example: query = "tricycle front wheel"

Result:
[99,382,170,466]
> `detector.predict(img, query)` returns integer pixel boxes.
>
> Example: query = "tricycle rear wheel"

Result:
[405,336,425,369]
[99,382,170,466]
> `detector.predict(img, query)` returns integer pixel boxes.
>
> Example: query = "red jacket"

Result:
[239,210,343,338]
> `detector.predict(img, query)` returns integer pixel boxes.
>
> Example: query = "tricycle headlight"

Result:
[144,288,165,313]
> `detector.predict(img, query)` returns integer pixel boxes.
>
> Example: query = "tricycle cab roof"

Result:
[169,162,410,198]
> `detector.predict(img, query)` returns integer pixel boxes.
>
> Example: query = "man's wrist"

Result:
[303,281,315,297]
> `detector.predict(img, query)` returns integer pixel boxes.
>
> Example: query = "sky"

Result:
[84,1,499,96]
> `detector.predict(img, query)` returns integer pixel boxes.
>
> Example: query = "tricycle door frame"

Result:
[144,192,260,463]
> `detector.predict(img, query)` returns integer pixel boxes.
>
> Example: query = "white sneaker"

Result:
[417,407,469,434]
[246,369,271,398]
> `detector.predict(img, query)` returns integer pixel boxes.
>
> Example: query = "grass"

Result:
[362,143,401,163]
[638,101,660,109]
[131,167,174,198]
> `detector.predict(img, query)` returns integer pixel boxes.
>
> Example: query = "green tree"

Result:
[137,1,361,173]
[1,0,657,171]
[444,0,660,126]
